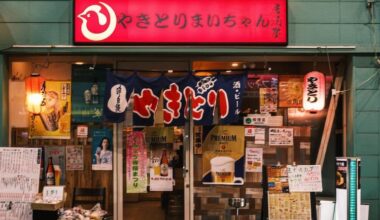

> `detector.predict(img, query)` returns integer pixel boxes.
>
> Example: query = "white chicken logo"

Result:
[78,2,116,41]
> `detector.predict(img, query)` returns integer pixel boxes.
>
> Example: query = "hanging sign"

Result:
[73,0,287,44]
[302,71,326,111]
[133,75,168,126]
[103,72,135,123]
[126,131,148,193]
[104,72,247,125]
[201,126,245,185]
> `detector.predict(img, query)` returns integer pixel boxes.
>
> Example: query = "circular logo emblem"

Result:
[78,2,117,41]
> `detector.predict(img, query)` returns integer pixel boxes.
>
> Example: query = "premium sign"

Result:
[74,0,287,44]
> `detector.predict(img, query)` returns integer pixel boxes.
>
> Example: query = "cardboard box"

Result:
[31,200,65,211]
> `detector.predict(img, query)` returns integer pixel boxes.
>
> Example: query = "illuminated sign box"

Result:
[73,0,288,45]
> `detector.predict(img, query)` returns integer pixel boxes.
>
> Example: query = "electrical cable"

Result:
[334,69,380,94]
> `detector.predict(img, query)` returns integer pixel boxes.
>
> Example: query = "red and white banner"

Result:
[126,131,148,193]
[74,0,287,44]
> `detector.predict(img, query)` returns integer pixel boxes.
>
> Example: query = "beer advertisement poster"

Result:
[145,127,177,191]
[66,145,84,171]
[201,126,245,185]
[126,131,148,193]
[29,81,71,139]
[44,146,66,185]
[92,128,113,171]
[71,65,110,123]
[245,148,263,173]
[278,75,303,108]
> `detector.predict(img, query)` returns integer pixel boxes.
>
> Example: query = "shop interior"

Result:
[7,54,345,219]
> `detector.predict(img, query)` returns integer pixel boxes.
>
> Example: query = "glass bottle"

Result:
[46,157,55,186]
[91,79,99,104]
[160,149,169,177]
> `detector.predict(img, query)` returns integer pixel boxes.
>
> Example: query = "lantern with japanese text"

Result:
[25,73,45,114]
[302,71,325,111]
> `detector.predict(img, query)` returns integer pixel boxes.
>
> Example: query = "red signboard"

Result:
[73,0,287,44]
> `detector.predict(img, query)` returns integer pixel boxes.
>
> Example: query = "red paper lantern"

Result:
[25,73,45,114]
[303,71,326,111]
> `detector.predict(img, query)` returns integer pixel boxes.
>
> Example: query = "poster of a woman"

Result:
[92,128,113,170]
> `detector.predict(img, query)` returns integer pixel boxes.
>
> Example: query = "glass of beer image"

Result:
[151,157,161,176]
[210,156,235,183]
[53,165,62,185]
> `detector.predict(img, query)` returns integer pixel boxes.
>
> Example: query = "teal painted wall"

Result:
[351,55,380,219]
[0,0,379,219]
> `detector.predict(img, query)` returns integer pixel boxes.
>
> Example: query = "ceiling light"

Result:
[74,61,85,65]
[231,63,239,67]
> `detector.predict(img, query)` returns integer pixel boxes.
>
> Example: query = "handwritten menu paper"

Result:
[0,202,33,220]
[0,148,40,202]
[287,165,323,192]
[43,186,65,202]
[0,148,41,220]
[268,192,311,220]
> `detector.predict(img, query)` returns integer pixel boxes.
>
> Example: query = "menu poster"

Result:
[267,165,289,193]
[44,146,66,184]
[92,128,113,171]
[245,148,263,173]
[71,65,110,123]
[269,128,293,146]
[0,148,41,220]
[260,88,278,113]
[201,126,245,185]
[268,192,312,220]
[287,165,322,192]
[66,145,84,171]
[29,81,71,139]
[126,131,148,193]
[242,74,278,114]
[279,75,303,108]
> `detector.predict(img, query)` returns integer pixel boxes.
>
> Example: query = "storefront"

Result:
[0,0,379,220]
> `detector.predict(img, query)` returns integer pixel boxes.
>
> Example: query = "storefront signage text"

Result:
[74,0,287,44]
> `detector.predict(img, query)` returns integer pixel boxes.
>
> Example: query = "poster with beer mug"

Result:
[44,146,66,185]
[71,65,110,123]
[145,127,176,191]
[202,126,245,185]
[29,81,71,139]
